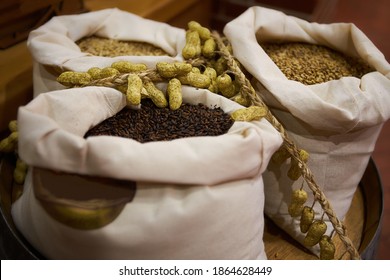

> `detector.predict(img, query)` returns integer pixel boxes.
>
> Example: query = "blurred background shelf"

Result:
[84,0,211,28]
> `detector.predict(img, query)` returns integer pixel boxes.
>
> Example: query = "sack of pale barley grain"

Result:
[27,8,186,96]
[223,6,390,257]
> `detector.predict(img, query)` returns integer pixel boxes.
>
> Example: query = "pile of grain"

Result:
[260,42,374,85]
[85,99,234,143]
[77,36,168,57]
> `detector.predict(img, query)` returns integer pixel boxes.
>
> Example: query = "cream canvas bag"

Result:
[223,6,390,255]
[12,86,282,259]
[27,8,186,96]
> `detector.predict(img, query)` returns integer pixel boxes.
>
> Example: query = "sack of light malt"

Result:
[11,86,282,259]
[27,8,186,96]
[223,6,390,255]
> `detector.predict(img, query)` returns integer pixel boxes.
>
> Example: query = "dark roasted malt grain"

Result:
[85,99,234,142]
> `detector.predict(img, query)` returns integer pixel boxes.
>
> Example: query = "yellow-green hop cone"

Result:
[179,71,211,88]
[126,74,143,106]
[202,38,216,58]
[300,206,315,233]
[143,81,168,108]
[167,78,182,110]
[288,189,308,217]
[111,61,147,73]
[271,146,291,165]
[231,106,267,121]
[0,131,18,153]
[87,67,102,79]
[156,62,192,78]
[291,189,308,204]
[8,120,18,132]
[303,220,327,247]
[319,235,335,260]
[287,149,309,180]
[217,74,237,98]
[203,67,218,93]
[57,71,92,87]
[188,21,211,41]
[182,30,201,59]
[13,158,28,185]
[99,67,120,78]
[288,203,304,217]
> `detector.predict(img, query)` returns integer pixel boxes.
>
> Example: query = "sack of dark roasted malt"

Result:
[223,6,390,255]
[11,86,282,259]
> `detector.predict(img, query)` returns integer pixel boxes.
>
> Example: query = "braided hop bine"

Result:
[0,120,28,186]
[53,21,360,260]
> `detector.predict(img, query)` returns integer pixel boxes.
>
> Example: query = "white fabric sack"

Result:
[223,6,390,253]
[27,8,186,96]
[12,86,282,259]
